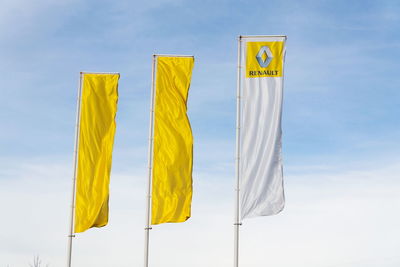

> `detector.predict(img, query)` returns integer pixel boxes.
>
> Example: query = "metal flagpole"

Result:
[144,55,157,267]
[234,36,243,267]
[67,72,84,267]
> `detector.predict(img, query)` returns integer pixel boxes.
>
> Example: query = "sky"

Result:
[1,0,400,266]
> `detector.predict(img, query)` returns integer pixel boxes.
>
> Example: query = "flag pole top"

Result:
[153,54,194,58]
[239,35,287,39]
[80,72,120,75]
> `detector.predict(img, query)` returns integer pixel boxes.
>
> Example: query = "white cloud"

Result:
[1,158,399,266]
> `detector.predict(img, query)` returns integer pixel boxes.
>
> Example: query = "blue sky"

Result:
[1,0,400,266]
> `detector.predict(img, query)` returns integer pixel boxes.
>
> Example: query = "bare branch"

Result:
[29,255,49,267]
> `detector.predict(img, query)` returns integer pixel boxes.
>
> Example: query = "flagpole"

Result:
[67,72,83,267]
[234,36,243,267]
[144,55,157,267]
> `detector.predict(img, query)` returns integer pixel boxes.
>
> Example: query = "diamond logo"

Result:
[256,46,273,68]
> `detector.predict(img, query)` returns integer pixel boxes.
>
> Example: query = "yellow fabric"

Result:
[74,73,119,233]
[152,57,194,225]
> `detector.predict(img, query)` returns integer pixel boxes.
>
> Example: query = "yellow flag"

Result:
[151,56,194,225]
[75,73,119,233]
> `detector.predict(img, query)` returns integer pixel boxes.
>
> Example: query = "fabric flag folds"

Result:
[74,73,119,233]
[239,36,286,220]
[151,56,194,225]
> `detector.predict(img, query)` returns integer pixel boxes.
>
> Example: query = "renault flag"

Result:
[75,73,119,233]
[151,56,194,225]
[239,36,286,219]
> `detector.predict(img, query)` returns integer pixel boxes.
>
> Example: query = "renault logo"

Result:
[256,46,273,68]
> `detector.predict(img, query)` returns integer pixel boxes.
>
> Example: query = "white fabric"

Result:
[240,36,286,220]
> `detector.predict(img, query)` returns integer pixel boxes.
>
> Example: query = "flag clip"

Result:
[144,227,153,230]
[233,222,242,226]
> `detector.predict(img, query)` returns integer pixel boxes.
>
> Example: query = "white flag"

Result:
[239,36,286,220]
